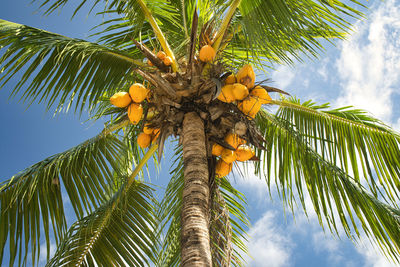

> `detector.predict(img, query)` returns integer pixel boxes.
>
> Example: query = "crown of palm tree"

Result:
[2,0,400,266]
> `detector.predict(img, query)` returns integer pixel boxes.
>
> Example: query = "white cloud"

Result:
[39,242,57,263]
[230,161,274,203]
[356,237,398,267]
[271,65,296,90]
[392,117,400,132]
[335,0,400,122]
[317,57,329,82]
[245,211,293,267]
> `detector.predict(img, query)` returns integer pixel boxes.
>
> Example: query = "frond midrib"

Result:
[275,100,397,137]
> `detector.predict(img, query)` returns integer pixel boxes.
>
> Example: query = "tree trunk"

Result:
[181,112,212,266]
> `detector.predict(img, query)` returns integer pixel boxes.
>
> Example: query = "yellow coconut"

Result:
[238,96,261,118]
[157,51,166,60]
[199,45,216,62]
[221,149,237,164]
[137,133,151,148]
[212,143,224,157]
[224,133,246,149]
[224,74,236,85]
[110,92,132,108]
[163,56,173,66]
[235,145,255,162]
[127,103,143,125]
[143,124,154,135]
[129,83,150,103]
[217,84,236,103]
[232,83,249,101]
[147,59,153,66]
[236,64,255,89]
[215,159,233,178]
[250,86,272,104]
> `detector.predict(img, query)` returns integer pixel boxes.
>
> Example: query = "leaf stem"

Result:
[127,144,158,188]
[106,52,146,66]
[137,0,179,72]
[101,119,130,136]
[212,0,241,53]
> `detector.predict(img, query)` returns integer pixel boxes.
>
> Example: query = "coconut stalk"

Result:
[212,0,242,53]
[137,0,179,72]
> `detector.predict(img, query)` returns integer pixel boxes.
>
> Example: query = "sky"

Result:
[1,0,400,266]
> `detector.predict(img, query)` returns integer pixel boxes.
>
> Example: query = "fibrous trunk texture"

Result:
[181,112,212,267]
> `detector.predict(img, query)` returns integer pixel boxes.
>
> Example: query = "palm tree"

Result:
[1,0,400,266]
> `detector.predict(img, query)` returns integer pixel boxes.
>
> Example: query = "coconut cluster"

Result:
[212,133,255,177]
[218,64,272,119]
[148,51,173,66]
[209,64,274,177]
[109,83,160,148]
[107,35,284,180]
[137,125,160,148]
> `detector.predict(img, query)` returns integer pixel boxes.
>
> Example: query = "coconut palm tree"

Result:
[1,0,400,266]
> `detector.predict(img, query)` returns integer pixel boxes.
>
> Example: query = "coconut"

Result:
[212,143,224,157]
[224,133,245,149]
[250,86,272,104]
[235,145,255,162]
[232,83,249,100]
[217,84,236,103]
[137,133,151,148]
[156,51,166,60]
[143,124,154,135]
[238,96,261,118]
[199,45,216,62]
[129,83,150,103]
[224,74,236,85]
[237,64,255,88]
[221,149,237,164]
[127,103,143,124]
[215,159,233,178]
[163,56,173,66]
[110,92,132,108]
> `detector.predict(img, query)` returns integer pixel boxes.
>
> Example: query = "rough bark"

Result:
[181,112,212,266]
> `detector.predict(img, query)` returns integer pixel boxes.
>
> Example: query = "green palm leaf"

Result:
[31,0,363,67]
[46,179,157,267]
[257,109,400,262]
[237,0,364,65]
[0,19,143,113]
[0,121,129,266]
[276,98,400,206]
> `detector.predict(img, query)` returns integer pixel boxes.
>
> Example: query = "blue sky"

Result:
[1,1,400,266]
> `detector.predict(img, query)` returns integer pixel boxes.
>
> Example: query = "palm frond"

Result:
[47,180,157,267]
[46,144,158,266]
[275,98,400,206]
[256,109,400,263]
[223,0,365,66]
[0,122,130,266]
[0,19,143,113]
[34,0,182,70]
